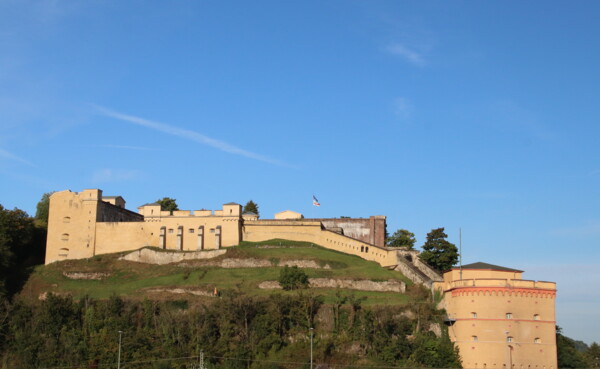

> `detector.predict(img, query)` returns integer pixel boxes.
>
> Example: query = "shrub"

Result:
[278,266,309,290]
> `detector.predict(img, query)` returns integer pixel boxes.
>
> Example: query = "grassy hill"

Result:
[20,239,413,306]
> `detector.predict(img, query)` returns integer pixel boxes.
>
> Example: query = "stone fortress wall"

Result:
[46,189,399,267]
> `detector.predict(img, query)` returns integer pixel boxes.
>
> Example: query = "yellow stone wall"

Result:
[46,190,243,263]
[46,189,399,267]
[46,189,101,263]
[439,268,557,369]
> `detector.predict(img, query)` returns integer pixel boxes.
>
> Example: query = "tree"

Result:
[156,198,178,214]
[386,229,416,249]
[585,342,600,368]
[557,326,591,368]
[419,228,458,274]
[278,266,308,291]
[35,192,53,228]
[0,205,36,298]
[243,200,259,215]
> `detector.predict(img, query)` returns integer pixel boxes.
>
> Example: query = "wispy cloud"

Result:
[93,105,288,166]
[393,97,413,122]
[89,144,161,151]
[551,220,600,237]
[91,168,142,183]
[0,147,34,166]
[385,43,426,67]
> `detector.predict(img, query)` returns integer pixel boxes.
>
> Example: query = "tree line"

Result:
[0,288,461,369]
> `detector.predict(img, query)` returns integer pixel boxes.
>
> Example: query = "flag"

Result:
[312,195,320,207]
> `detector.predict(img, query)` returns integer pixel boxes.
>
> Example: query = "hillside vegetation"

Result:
[0,239,465,369]
[20,240,412,305]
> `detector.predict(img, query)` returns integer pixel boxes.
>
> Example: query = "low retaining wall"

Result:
[119,248,227,264]
[259,278,405,293]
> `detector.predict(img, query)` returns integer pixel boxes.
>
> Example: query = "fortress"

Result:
[45,189,394,266]
[45,189,557,369]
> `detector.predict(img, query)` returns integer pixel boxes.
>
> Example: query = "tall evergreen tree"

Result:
[419,227,458,273]
[243,200,259,215]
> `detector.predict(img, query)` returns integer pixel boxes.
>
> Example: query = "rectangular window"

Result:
[507,336,513,343]
[189,229,194,233]
[506,313,513,319]
[472,312,477,318]
[168,229,174,234]
[210,228,215,233]
[472,336,478,342]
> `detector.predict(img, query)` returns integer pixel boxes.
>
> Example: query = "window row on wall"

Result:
[471,312,541,320]
[166,227,217,234]
[471,336,543,344]
[325,238,388,259]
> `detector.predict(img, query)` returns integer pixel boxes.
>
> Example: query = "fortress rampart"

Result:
[45,189,398,267]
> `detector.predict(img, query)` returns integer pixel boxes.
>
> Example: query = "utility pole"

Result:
[117,330,123,369]
[310,327,314,369]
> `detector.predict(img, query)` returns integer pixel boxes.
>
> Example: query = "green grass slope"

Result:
[19,239,412,305]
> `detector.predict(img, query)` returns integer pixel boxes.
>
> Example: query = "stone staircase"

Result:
[389,249,443,289]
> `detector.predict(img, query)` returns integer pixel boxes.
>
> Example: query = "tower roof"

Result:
[457,262,523,273]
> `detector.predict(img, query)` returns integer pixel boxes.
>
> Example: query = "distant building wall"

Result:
[306,216,386,247]
[274,210,303,220]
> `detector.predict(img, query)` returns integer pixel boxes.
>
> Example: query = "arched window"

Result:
[61,233,69,241]
[62,216,71,223]
[360,246,364,252]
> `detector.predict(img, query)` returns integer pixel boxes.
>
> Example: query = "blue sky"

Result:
[1,1,598,343]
